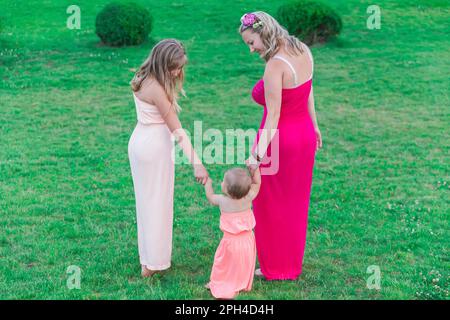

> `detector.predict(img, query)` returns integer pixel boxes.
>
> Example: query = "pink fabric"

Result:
[132,93,166,125]
[208,209,256,299]
[251,78,316,280]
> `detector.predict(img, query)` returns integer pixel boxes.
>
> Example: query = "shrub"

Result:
[277,1,342,45]
[95,2,152,47]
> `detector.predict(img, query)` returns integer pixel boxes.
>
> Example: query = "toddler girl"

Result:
[204,166,261,299]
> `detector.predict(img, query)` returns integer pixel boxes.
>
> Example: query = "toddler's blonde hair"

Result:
[224,168,252,199]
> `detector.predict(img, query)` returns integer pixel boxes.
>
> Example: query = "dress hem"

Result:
[141,262,171,271]
[261,271,301,281]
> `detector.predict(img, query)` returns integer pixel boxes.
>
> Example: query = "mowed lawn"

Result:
[0,0,448,299]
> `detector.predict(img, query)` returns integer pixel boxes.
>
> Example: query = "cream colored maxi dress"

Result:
[128,93,174,271]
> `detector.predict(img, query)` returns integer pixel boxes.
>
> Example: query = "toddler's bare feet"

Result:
[141,265,157,278]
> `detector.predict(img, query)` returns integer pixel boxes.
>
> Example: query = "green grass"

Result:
[0,0,449,299]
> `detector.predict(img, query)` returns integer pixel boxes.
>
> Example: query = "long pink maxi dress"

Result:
[251,51,316,280]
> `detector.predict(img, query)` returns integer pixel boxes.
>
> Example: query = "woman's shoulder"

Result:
[300,42,313,59]
[292,41,313,65]
[264,57,285,76]
[266,47,296,67]
[135,78,163,103]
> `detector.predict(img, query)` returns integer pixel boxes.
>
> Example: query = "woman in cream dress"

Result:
[128,39,209,277]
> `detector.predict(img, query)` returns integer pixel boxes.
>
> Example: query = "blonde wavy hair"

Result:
[239,11,304,61]
[131,39,186,112]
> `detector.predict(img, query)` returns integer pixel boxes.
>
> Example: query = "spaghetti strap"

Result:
[273,55,298,86]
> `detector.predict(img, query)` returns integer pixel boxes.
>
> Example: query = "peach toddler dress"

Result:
[208,208,256,299]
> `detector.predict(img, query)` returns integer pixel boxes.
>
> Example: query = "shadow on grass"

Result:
[0,37,19,68]
[309,35,354,49]
[0,36,13,48]
[85,36,158,52]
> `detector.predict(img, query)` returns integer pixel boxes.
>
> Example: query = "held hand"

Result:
[315,127,323,151]
[194,164,209,185]
[245,157,259,176]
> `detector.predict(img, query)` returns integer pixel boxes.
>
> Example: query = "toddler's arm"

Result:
[204,178,222,206]
[247,167,261,200]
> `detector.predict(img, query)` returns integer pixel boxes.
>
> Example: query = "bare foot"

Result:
[204,283,210,290]
[141,265,157,278]
[254,268,264,277]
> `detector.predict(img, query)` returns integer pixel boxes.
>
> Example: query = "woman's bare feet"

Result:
[141,265,157,278]
[254,268,264,277]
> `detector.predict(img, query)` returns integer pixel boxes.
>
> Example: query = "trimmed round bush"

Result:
[277,1,342,45]
[95,2,152,47]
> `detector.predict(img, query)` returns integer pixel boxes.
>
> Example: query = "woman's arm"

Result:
[303,44,322,150]
[307,86,319,129]
[252,60,283,161]
[143,82,208,183]
[307,86,323,150]
[247,166,261,200]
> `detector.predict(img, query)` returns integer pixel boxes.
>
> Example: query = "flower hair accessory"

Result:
[240,13,263,29]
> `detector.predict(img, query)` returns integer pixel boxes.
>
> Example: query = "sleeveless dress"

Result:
[251,47,317,280]
[128,93,175,271]
[208,208,257,299]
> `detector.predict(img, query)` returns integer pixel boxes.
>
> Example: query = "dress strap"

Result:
[273,55,298,85]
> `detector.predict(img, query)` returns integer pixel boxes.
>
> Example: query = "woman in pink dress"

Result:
[240,12,323,280]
